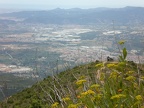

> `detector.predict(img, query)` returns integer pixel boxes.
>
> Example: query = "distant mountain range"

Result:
[1,6,144,25]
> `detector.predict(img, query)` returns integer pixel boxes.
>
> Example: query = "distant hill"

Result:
[1,6,144,25]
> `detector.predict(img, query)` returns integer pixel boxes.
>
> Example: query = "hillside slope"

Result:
[0,59,144,107]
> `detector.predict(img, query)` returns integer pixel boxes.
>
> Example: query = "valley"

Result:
[0,7,144,101]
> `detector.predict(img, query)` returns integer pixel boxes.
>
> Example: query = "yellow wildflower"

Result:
[90,84,100,88]
[135,95,143,101]
[90,84,101,93]
[95,63,103,68]
[79,75,86,79]
[126,76,136,81]
[51,102,59,108]
[126,71,134,75]
[81,90,95,96]
[62,97,71,102]
[68,104,78,108]
[76,79,86,85]
[118,40,126,45]
[115,104,123,108]
[111,94,126,100]
[86,90,95,95]
[107,63,115,68]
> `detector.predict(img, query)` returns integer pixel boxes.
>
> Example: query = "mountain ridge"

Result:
[1,6,144,24]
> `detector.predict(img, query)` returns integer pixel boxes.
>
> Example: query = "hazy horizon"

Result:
[0,0,144,10]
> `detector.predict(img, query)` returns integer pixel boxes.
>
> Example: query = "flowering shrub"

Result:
[51,59,144,108]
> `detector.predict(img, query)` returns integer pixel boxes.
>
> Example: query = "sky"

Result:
[0,0,144,10]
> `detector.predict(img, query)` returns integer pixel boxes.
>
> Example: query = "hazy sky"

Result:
[0,0,144,9]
